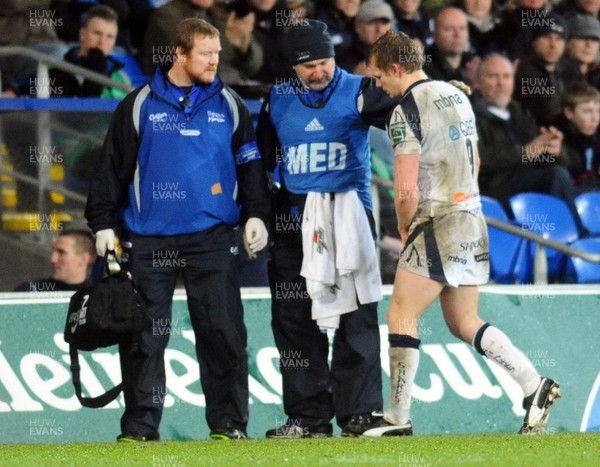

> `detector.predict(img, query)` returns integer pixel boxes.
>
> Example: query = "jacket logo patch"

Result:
[236,142,260,164]
[179,129,200,136]
[207,110,225,123]
[149,112,168,122]
[211,183,223,195]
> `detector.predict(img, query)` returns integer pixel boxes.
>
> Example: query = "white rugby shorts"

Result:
[398,210,490,287]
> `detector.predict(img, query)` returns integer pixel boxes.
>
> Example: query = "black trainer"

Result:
[519,377,561,434]
[210,428,247,440]
[265,422,333,439]
[342,412,387,437]
[361,415,413,437]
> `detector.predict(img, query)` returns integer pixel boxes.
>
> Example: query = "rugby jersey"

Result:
[388,79,481,217]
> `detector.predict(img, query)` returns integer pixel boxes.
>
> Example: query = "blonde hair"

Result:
[173,18,220,55]
[368,30,424,72]
[562,81,600,110]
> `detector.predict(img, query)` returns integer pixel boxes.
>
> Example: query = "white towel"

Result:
[301,193,336,299]
[334,191,382,305]
[301,191,382,329]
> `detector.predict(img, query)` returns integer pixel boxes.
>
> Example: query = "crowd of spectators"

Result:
[1,0,599,230]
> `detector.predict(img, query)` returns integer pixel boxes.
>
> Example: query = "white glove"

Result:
[243,217,268,259]
[95,229,116,257]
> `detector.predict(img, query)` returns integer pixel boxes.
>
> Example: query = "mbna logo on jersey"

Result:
[449,125,461,141]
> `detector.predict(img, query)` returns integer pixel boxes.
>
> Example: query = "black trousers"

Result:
[119,224,248,438]
[268,191,383,428]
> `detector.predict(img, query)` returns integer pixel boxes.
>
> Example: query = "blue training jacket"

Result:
[85,66,269,236]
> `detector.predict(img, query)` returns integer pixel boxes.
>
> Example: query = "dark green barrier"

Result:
[0,285,598,443]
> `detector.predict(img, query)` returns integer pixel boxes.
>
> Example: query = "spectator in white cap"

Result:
[337,0,396,74]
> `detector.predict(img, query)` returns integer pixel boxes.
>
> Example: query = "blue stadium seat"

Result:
[480,195,524,283]
[575,192,600,236]
[111,52,149,88]
[509,193,580,282]
[566,238,600,283]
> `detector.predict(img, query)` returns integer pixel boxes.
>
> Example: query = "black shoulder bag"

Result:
[64,251,148,408]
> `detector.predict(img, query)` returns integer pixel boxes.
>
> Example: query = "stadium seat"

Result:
[565,238,600,283]
[509,193,580,282]
[575,192,600,236]
[480,196,524,283]
[111,52,149,88]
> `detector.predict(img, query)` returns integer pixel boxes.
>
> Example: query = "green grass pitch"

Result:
[1,432,599,466]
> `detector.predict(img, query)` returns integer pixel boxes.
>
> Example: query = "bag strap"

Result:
[69,346,123,408]
[89,250,122,284]
[103,250,122,276]
[102,250,140,295]
[69,252,145,408]
[68,296,144,409]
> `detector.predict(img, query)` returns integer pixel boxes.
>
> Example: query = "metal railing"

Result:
[0,45,134,97]
[0,46,129,246]
[0,44,597,283]
[371,175,600,284]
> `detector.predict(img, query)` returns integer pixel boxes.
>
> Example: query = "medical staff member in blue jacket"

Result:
[256,19,398,438]
[85,18,270,442]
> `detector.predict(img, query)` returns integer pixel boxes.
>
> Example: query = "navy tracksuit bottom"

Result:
[268,191,383,428]
[118,224,248,438]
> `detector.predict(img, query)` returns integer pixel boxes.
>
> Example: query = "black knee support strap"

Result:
[389,334,421,349]
[473,322,491,356]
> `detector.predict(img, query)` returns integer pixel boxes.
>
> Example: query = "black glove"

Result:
[82,48,108,74]
[80,48,109,96]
